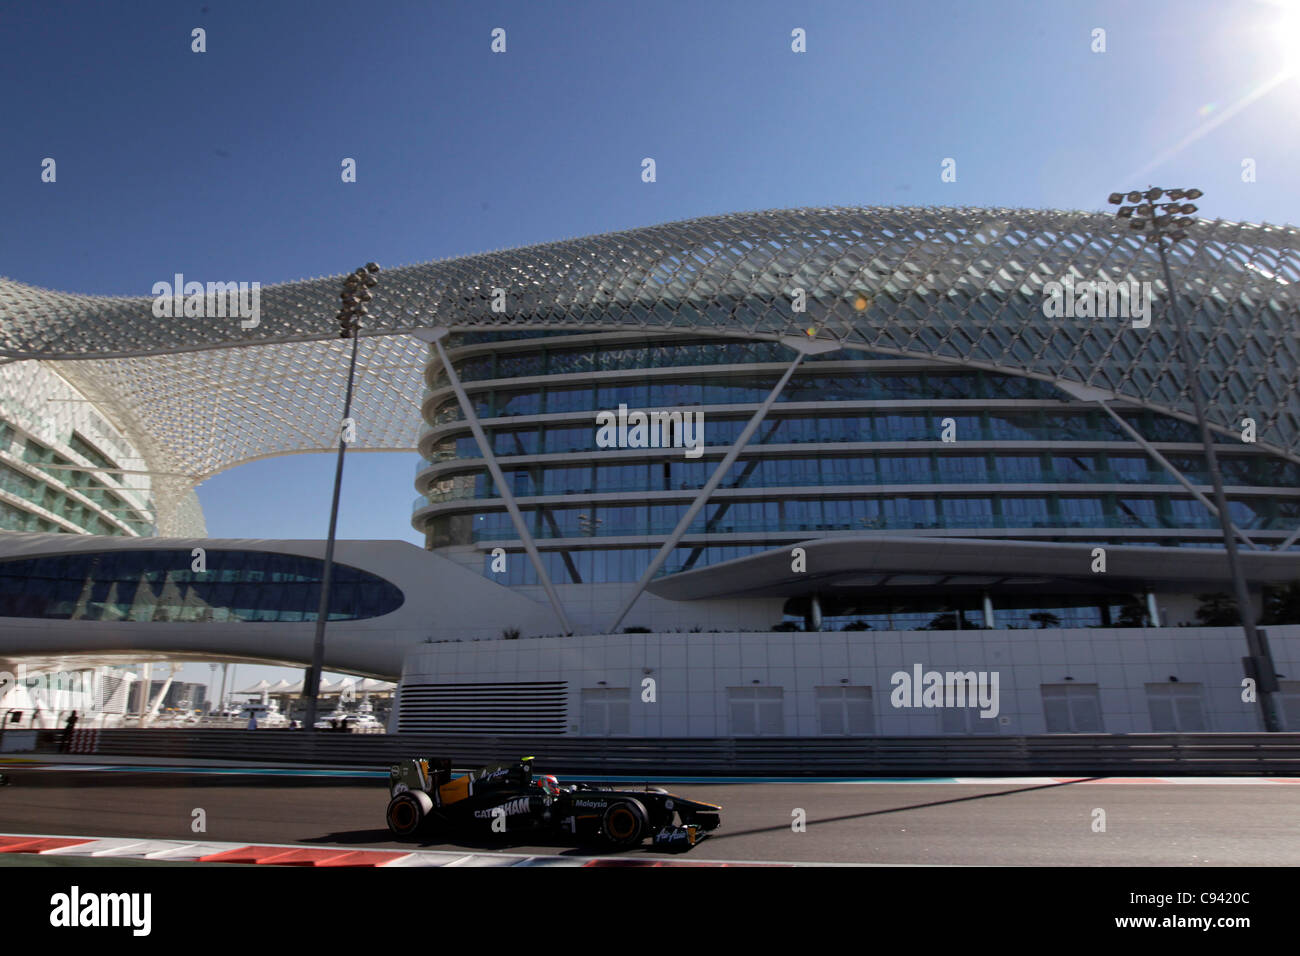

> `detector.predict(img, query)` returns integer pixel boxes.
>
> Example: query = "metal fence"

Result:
[7,728,1300,776]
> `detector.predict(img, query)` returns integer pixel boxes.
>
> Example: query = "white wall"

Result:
[0,536,551,678]
[398,625,1300,736]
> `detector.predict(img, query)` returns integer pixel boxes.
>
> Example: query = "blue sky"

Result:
[3,0,1299,692]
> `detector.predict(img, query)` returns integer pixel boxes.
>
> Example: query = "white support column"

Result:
[810,594,823,632]
[610,337,837,633]
[145,663,180,724]
[982,592,995,629]
[415,328,573,635]
[1146,591,1161,627]
[137,662,151,720]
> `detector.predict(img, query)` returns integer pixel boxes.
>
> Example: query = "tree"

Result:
[1194,593,1240,626]
[1116,600,1147,628]
[1260,581,1300,625]
[1029,611,1061,629]
[923,611,960,631]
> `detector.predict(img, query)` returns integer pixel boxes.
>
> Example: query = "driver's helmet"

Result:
[535,774,561,797]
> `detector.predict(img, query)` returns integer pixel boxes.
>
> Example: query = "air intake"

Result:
[397,681,568,735]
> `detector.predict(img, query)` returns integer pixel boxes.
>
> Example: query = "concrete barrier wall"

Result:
[10,728,1300,776]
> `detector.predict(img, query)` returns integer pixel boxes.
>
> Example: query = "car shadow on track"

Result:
[704,778,1101,843]
[0,770,376,789]
[301,827,650,856]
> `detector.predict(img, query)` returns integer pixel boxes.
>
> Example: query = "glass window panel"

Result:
[936,456,986,482]
[1052,455,1097,479]
[1108,456,1149,482]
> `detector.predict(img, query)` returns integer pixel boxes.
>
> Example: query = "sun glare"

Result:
[1268,1,1300,75]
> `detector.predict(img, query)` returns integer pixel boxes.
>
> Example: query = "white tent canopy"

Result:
[241,676,397,696]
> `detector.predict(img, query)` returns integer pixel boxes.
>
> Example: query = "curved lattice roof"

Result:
[2,206,1297,531]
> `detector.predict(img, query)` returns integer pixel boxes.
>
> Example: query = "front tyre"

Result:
[600,798,649,848]
[386,791,433,837]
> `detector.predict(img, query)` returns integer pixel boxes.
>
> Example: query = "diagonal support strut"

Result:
[608,337,838,633]
[416,329,573,635]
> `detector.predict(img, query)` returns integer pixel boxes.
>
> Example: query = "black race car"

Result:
[385,756,721,851]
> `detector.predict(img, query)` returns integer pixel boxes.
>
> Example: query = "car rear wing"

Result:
[389,757,452,796]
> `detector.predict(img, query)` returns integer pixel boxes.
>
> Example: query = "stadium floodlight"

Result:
[1126,190,1143,202]
[1108,192,1125,204]
[1104,185,1281,732]
[304,263,381,733]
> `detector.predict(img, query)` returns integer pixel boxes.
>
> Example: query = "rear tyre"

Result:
[386,791,433,837]
[600,798,648,848]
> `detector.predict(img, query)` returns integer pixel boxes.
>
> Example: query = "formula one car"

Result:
[385,756,721,851]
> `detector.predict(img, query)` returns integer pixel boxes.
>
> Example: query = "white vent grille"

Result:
[397,681,568,735]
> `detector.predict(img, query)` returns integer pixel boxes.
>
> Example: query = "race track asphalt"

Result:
[2,769,1298,865]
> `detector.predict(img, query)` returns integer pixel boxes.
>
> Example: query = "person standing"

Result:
[61,710,79,753]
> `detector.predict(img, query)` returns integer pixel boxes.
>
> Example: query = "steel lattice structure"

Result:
[2,206,1297,533]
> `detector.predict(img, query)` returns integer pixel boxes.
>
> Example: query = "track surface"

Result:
[2,770,1300,868]
[3,769,1300,864]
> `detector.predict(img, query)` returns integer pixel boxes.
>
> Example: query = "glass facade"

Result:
[0,550,404,622]
[0,419,155,536]
[414,333,1300,585]
[783,594,1147,633]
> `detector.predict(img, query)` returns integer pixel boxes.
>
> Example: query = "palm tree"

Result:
[1029,611,1061,629]
[1194,593,1240,626]
[1261,581,1300,626]
[923,610,960,630]
[1116,599,1147,628]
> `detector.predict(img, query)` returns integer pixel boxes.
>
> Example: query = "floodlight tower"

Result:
[303,263,381,732]
[1106,188,1280,732]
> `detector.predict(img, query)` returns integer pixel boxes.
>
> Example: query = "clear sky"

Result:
[3,0,1299,695]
